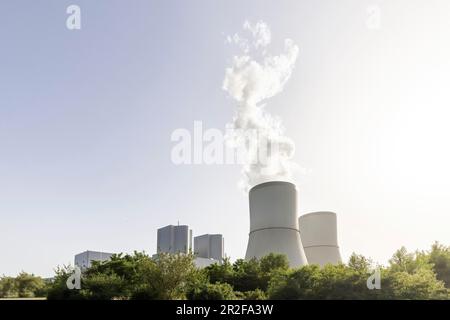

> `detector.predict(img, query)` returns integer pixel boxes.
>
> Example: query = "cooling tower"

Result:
[298,211,342,266]
[245,181,308,267]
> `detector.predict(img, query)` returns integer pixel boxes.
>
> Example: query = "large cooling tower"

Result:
[298,211,342,266]
[245,181,308,267]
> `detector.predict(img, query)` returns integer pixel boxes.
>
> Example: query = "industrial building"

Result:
[194,234,224,261]
[157,224,193,254]
[73,182,343,273]
[74,250,114,270]
[156,225,224,268]
[193,257,221,268]
[245,181,308,267]
[245,181,342,267]
[298,211,342,266]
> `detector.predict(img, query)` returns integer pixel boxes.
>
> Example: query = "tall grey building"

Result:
[157,224,192,254]
[75,250,114,270]
[194,234,224,261]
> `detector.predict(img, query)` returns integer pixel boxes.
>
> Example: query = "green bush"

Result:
[428,242,450,288]
[235,289,267,300]
[0,276,18,298]
[268,249,449,300]
[81,273,127,300]
[187,282,236,300]
[46,266,85,300]
[0,272,46,298]
[44,244,450,300]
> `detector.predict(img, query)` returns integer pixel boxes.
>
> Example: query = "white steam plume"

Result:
[223,20,300,191]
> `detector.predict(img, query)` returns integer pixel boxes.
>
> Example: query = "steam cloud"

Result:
[223,20,300,191]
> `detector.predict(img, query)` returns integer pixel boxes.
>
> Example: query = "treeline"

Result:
[44,242,450,300]
[0,272,47,298]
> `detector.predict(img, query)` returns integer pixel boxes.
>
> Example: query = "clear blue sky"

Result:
[1,1,450,277]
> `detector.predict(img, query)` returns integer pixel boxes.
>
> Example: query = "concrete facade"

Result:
[299,211,342,266]
[74,250,114,270]
[194,234,224,261]
[245,181,308,267]
[157,224,193,254]
[194,257,220,268]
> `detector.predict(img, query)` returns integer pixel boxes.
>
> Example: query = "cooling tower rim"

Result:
[250,181,296,192]
[299,211,337,219]
[249,226,300,235]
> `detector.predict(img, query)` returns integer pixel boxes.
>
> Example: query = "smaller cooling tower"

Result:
[298,211,342,266]
[245,181,308,267]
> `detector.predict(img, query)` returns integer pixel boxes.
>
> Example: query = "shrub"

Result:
[187,282,236,300]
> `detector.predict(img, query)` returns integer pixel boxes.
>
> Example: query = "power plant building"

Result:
[194,234,224,261]
[75,250,114,270]
[157,224,193,254]
[73,188,344,274]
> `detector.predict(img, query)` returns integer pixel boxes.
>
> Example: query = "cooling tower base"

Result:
[303,246,342,266]
[245,228,308,267]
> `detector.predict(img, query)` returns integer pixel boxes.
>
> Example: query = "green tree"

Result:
[268,254,449,300]
[187,282,236,300]
[46,266,85,300]
[0,276,17,298]
[232,258,265,292]
[268,264,322,299]
[45,245,450,300]
[389,247,431,274]
[12,272,46,298]
[348,253,372,273]
[382,245,448,299]
[383,268,448,299]
[132,252,200,299]
[427,242,450,288]
[260,253,289,274]
[204,258,234,285]
[235,289,267,300]
[82,273,127,300]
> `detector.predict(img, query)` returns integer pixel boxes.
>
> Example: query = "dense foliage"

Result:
[0,272,47,298]
[42,242,450,299]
